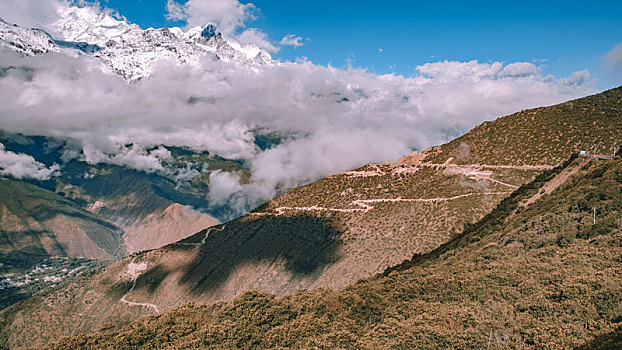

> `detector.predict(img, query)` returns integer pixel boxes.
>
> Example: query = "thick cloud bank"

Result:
[0,49,596,215]
[0,0,598,217]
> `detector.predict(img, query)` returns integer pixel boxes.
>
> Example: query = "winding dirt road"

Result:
[252,191,512,216]
[119,257,160,313]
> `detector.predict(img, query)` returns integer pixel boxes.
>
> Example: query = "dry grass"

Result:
[425,87,622,166]
[41,158,622,349]
[2,87,621,349]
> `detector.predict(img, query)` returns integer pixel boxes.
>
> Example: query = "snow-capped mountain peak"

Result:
[0,5,274,82]
[50,6,138,44]
[0,17,60,55]
[202,24,220,39]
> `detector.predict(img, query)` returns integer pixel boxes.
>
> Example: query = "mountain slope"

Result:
[0,177,124,264]
[122,203,218,253]
[423,86,621,166]
[58,163,220,254]
[0,177,124,308]
[0,18,59,55]
[1,87,620,348]
[0,137,224,310]
[40,156,622,349]
[0,134,229,255]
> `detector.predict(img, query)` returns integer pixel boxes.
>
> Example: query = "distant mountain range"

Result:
[2,86,619,349]
[0,133,245,308]
[0,6,620,349]
[0,8,282,310]
[1,6,272,82]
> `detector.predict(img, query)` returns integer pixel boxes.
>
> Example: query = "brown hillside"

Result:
[59,167,220,254]
[0,178,124,264]
[41,157,622,349]
[1,87,620,348]
[0,178,124,309]
[122,203,219,253]
[424,86,622,166]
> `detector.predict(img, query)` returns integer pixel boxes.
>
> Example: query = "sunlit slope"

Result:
[43,156,622,349]
[58,164,220,253]
[0,134,227,254]
[1,87,620,348]
[424,86,622,166]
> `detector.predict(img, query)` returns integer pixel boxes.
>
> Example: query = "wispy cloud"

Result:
[164,0,255,35]
[164,0,186,22]
[238,28,278,53]
[164,0,277,52]
[0,0,67,34]
[603,42,622,78]
[280,34,304,49]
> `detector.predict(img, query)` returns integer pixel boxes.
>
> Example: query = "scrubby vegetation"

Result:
[3,88,620,349]
[426,87,622,166]
[42,158,622,349]
[264,165,513,211]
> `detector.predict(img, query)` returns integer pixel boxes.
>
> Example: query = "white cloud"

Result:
[164,0,278,57]
[280,34,304,49]
[170,162,203,184]
[0,2,599,217]
[237,28,278,53]
[603,42,622,78]
[0,0,66,30]
[0,52,596,218]
[208,170,242,205]
[164,0,255,36]
[417,60,542,81]
[560,70,592,87]
[0,0,107,39]
[164,0,186,22]
[0,142,60,180]
[500,62,539,77]
[150,146,172,161]
[104,145,170,172]
[207,170,263,216]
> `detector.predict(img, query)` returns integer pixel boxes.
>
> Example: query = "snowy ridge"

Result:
[0,5,273,81]
[0,18,60,55]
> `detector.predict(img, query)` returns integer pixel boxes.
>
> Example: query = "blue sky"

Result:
[1,0,616,205]
[99,1,621,89]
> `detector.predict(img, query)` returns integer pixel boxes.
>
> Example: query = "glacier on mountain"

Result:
[0,18,60,55]
[0,5,273,81]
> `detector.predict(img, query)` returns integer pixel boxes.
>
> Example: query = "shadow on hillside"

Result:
[576,325,622,350]
[26,204,121,232]
[133,214,343,296]
[0,240,53,267]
